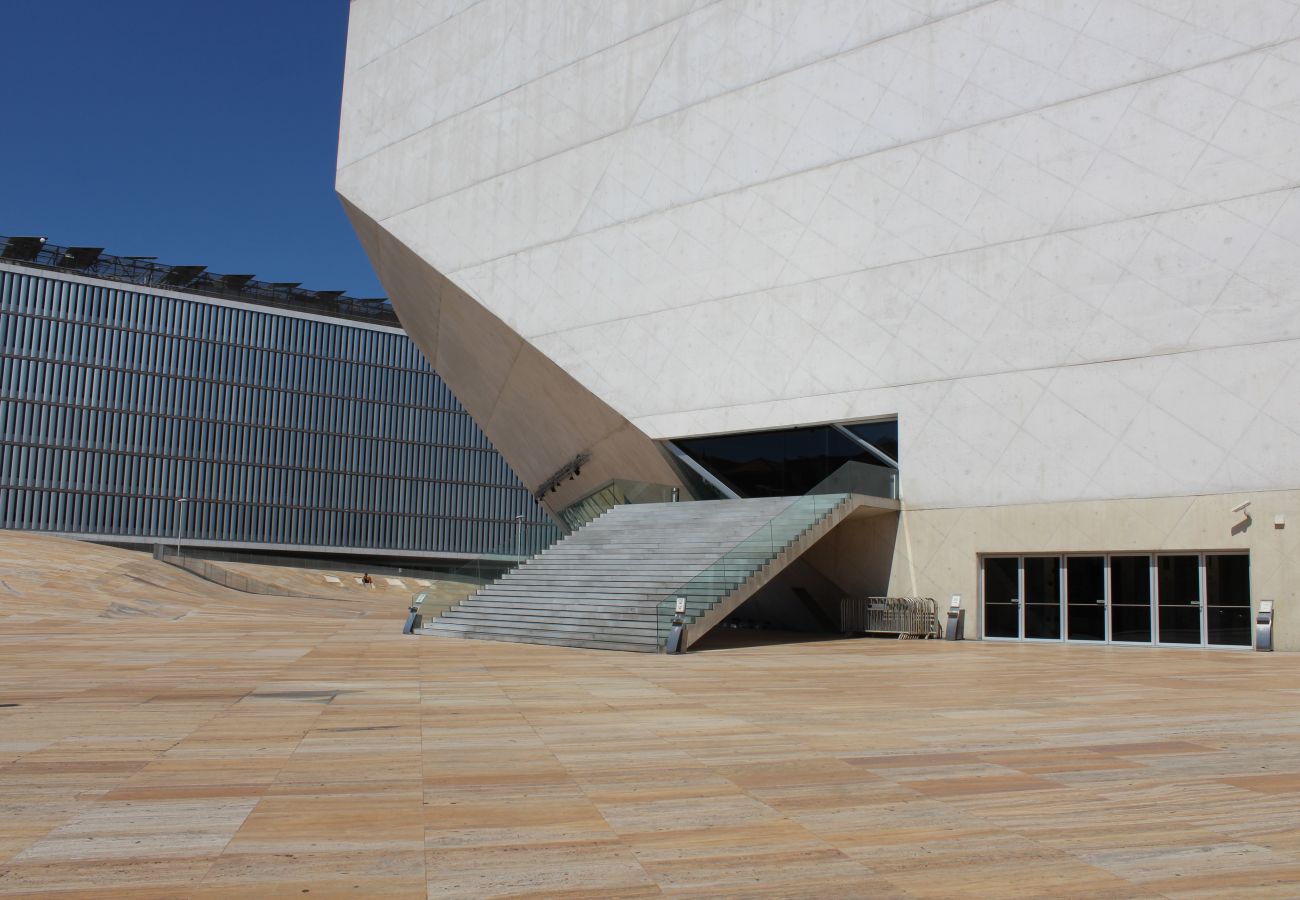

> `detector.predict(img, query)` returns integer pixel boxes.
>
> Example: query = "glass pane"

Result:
[844,420,899,462]
[1066,556,1105,641]
[1157,555,1201,644]
[983,557,1020,638]
[673,422,897,498]
[655,494,848,644]
[1109,555,1151,643]
[1023,556,1061,640]
[1206,554,1251,646]
[674,429,786,497]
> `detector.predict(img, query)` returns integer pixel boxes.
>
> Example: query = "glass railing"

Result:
[654,493,851,648]
[556,478,678,531]
[807,460,898,500]
[441,477,679,592]
[441,520,563,588]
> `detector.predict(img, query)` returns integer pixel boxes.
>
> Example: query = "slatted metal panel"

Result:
[0,266,557,555]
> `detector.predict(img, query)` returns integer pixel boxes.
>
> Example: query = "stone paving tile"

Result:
[3,529,1300,897]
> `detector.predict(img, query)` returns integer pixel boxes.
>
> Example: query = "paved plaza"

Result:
[2,531,1299,898]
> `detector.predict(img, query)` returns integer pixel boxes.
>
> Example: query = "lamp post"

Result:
[175,497,188,557]
[514,514,524,559]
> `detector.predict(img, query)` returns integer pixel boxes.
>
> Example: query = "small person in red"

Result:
[361,573,373,585]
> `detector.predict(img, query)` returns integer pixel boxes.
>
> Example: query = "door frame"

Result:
[979,551,1251,648]
[1065,553,1108,644]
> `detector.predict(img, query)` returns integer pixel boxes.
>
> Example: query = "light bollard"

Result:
[403,592,428,635]
[1256,599,1274,651]
[944,595,964,641]
[665,596,687,653]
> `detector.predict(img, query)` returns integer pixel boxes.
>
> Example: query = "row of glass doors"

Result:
[982,553,1251,647]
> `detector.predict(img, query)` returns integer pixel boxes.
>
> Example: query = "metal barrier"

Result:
[841,597,941,639]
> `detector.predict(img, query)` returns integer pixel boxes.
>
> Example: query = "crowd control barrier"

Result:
[841,597,941,639]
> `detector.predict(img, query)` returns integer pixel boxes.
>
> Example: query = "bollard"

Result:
[665,596,687,653]
[944,595,964,641]
[1256,599,1274,651]
[403,592,428,635]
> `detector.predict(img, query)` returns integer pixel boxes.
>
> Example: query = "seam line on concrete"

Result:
[342,0,724,162]
[428,35,1300,276]
[346,0,492,72]
[343,0,995,204]
[643,325,1300,437]
[562,177,1300,421]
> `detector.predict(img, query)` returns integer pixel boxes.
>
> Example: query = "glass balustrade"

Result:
[655,493,850,648]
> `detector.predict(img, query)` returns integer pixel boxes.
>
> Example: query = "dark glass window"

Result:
[1066,556,1105,641]
[1157,555,1201,644]
[1110,555,1152,642]
[673,421,897,498]
[983,556,1020,639]
[1206,554,1250,646]
[1023,555,1061,639]
[844,420,898,461]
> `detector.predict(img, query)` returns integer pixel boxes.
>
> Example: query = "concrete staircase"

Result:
[419,495,865,652]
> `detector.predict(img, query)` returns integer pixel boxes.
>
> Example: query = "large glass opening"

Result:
[671,420,897,499]
[843,421,898,461]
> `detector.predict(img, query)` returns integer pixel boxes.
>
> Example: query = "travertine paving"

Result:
[2,531,1299,898]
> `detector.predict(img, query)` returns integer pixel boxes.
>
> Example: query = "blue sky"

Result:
[0,1,385,298]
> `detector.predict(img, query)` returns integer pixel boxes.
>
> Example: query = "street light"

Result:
[514,514,525,559]
[175,497,188,557]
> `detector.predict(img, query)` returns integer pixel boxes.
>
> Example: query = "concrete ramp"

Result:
[420,494,895,652]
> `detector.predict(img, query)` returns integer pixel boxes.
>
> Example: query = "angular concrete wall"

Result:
[341,198,684,514]
[339,0,1300,510]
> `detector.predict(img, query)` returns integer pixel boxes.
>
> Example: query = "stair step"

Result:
[459,595,659,609]
[421,625,654,653]
[442,610,657,632]
[423,621,657,648]
[422,494,861,652]
[459,609,657,622]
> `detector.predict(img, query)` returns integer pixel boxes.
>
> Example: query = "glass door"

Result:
[983,552,1249,647]
[1157,554,1202,644]
[984,556,1021,638]
[1205,554,1251,646]
[1066,556,1106,641]
[1109,555,1153,643]
[1023,556,1062,639]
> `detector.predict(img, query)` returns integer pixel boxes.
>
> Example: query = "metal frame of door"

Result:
[1065,554,1107,644]
[1107,554,1155,646]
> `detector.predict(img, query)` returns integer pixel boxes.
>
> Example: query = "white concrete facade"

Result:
[339,0,1300,510]
[339,1,1300,645]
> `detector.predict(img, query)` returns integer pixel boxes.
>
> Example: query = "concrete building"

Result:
[337,1,1300,649]
[0,236,556,563]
